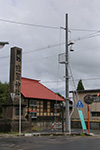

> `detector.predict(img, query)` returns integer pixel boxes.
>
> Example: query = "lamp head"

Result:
[69,41,74,45]
[0,42,9,49]
[70,44,74,52]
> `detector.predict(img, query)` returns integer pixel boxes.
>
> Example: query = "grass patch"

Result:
[80,133,85,136]
[0,132,19,136]
[31,126,41,132]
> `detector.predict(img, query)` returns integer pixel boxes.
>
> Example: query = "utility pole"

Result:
[59,14,74,132]
[65,13,70,132]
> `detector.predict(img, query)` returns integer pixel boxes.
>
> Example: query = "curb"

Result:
[0,132,96,137]
[24,132,95,137]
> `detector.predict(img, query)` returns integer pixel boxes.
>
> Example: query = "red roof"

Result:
[21,77,64,101]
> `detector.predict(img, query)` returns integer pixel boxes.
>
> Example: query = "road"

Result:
[0,135,100,150]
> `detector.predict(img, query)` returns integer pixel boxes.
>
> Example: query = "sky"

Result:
[0,0,100,96]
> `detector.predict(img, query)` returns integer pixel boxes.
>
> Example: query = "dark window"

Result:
[43,101,47,112]
[29,100,37,106]
[16,49,21,62]
[50,101,54,112]
[15,107,23,115]
[92,112,100,117]
[30,112,37,118]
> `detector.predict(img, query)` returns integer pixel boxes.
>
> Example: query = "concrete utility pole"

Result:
[65,13,70,132]
[58,14,74,132]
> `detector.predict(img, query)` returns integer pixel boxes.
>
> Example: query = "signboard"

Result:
[76,100,84,108]
[93,96,100,102]
[78,110,87,131]
[84,95,93,104]
[15,49,22,96]
[54,104,61,109]
[9,47,22,100]
[52,122,64,130]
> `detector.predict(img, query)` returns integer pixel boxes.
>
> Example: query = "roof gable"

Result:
[21,77,64,101]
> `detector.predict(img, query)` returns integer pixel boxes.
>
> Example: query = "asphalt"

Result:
[1,135,100,150]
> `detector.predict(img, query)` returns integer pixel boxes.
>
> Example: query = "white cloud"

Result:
[1,0,100,96]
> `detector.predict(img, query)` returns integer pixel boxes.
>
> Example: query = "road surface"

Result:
[0,135,100,150]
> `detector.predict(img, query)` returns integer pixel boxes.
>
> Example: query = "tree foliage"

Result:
[56,93,64,98]
[0,81,9,116]
[77,80,85,91]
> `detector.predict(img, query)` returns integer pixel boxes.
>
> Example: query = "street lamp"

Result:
[0,42,9,49]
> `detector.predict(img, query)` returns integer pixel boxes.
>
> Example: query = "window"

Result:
[43,101,47,112]
[30,112,37,118]
[16,49,21,62]
[15,107,23,115]
[29,100,37,106]
[50,101,54,112]
[92,112,100,117]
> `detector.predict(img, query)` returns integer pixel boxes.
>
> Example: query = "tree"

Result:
[0,82,9,117]
[56,93,64,99]
[77,79,85,91]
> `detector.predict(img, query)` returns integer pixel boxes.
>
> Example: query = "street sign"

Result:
[78,110,87,131]
[76,100,84,108]
[54,104,61,109]
[84,95,93,104]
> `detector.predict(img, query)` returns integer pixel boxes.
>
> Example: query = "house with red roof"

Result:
[21,77,64,122]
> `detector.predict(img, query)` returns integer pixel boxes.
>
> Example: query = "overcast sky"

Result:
[0,0,100,96]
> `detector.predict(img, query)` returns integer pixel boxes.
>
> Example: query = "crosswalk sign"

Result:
[76,100,84,108]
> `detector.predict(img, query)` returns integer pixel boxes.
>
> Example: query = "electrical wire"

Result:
[0,18,100,32]
[70,28,100,32]
[1,31,100,60]
[73,32,100,42]
[0,18,60,30]
[16,77,100,85]
[23,42,65,54]
[0,42,65,60]
[69,77,100,82]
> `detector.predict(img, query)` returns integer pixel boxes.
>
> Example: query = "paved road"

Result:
[0,135,100,150]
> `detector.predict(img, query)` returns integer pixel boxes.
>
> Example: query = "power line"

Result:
[0,18,60,29]
[0,18,100,32]
[0,55,57,67]
[74,32,100,42]
[0,42,65,60]
[1,32,100,61]
[21,80,64,84]
[23,43,65,54]
[70,28,100,32]
[23,55,57,63]
[69,77,100,82]
[14,77,100,85]
[34,77,100,84]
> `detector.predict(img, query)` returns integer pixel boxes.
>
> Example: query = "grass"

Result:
[80,133,85,136]
[0,132,19,136]
[31,126,41,132]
